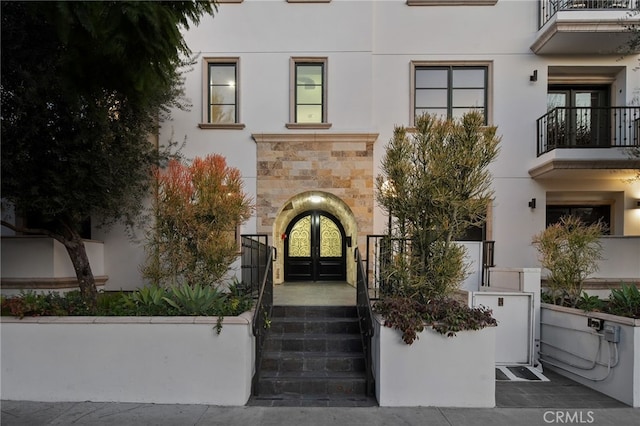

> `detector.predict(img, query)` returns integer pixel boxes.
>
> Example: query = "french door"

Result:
[284,211,346,282]
[547,86,610,147]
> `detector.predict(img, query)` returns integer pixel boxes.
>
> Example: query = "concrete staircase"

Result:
[248,305,377,407]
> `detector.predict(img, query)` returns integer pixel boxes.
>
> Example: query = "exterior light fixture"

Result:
[530,70,537,82]
[309,195,323,204]
[528,198,536,209]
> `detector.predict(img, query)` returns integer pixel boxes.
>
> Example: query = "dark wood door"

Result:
[284,211,346,282]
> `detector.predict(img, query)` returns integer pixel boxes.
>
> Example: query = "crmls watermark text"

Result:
[543,411,595,424]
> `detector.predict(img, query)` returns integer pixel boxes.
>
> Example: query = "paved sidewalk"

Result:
[3,370,640,425]
[1,400,639,426]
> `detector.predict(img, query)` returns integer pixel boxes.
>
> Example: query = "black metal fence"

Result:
[250,245,274,396]
[537,106,640,156]
[539,0,637,29]
[365,234,496,293]
[482,240,495,287]
[240,234,270,295]
[355,247,376,397]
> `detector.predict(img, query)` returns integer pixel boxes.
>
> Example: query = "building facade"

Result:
[3,0,640,292]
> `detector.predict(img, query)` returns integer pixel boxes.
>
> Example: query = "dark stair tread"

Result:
[271,317,360,323]
[247,394,378,407]
[260,371,367,379]
[262,350,365,358]
[271,306,358,318]
[265,333,361,340]
[255,304,373,405]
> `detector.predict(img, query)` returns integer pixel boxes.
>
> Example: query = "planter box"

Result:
[372,315,495,407]
[540,304,640,407]
[0,313,255,405]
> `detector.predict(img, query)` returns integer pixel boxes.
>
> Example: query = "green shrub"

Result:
[533,215,605,308]
[162,284,224,316]
[128,286,169,316]
[374,296,496,344]
[576,291,605,312]
[0,282,254,328]
[541,284,640,319]
[608,284,640,319]
[0,291,92,318]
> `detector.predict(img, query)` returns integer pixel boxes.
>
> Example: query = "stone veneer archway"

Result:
[274,191,357,284]
[252,132,378,285]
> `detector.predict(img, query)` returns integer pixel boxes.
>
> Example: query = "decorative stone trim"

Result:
[252,132,379,144]
[198,123,246,130]
[285,123,332,130]
[252,132,378,284]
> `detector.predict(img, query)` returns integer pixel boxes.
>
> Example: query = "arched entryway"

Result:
[284,210,346,282]
[272,191,359,285]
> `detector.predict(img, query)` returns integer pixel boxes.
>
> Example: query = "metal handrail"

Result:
[251,246,275,396]
[241,234,270,296]
[355,247,376,397]
[539,0,637,30]
[536,106,640,156]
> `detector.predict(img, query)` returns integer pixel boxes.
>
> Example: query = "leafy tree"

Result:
[375,112,500,300]
[143,155,254,288]
[1,1,216,308]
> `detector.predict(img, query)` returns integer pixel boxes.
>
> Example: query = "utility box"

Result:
[472,292,535,365]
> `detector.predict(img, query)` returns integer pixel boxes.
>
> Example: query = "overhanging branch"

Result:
[1,220,57,239]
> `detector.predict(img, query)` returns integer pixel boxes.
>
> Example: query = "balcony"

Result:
[532,0,640,55]
[530,106,640,178]
[0,236,108,294]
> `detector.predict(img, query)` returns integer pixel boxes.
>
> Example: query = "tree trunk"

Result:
[59,232,98,309]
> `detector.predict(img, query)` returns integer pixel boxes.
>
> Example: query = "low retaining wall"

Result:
[0,313,255,405]
[372,315,495,407]
[540,304,640,407]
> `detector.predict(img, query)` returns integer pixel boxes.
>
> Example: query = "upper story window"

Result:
[199,58,244,130]
[288,57,331,129]
[412,64,488,125]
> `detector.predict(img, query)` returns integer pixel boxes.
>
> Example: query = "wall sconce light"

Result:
[346,236,352,247]
[529,70,538,82]
[636,200,640,208]
[528,198,536,209]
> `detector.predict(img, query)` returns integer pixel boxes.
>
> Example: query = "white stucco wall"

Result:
[373,315,496,407]
[540,304,640,407]
[7,1,636,290]
[1,237,104,279]
[0,314,255,405]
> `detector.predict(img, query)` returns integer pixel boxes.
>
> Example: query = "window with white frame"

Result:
[412,64,489,125]
[200,58,244,129]
[288,57,330,128]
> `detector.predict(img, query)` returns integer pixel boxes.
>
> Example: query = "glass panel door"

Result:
[547,86,610,147]
[285,211,346,282]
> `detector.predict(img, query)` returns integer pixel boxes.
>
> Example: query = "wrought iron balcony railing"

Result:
[539,0,638,29]
[536,106,640,156]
